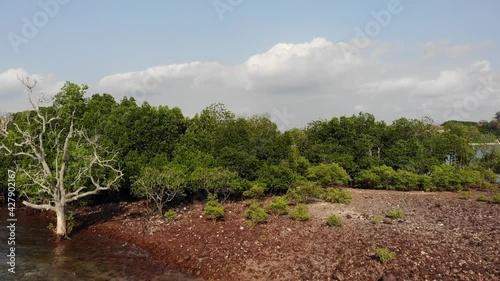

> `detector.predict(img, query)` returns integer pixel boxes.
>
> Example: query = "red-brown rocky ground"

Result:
[77,188,499,281]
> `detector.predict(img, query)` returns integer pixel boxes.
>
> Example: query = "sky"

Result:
[1,0,499,130]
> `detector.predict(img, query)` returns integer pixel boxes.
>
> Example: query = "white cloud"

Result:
[0,68,64,113]
[0,68,28,93]
[354,104,366,112]
[2,38,499,127]
[416,39,495,60]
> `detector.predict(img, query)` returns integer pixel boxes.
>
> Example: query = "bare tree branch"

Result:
[22,200,55,211]
[18,168,54,196]
[65,132,123,203]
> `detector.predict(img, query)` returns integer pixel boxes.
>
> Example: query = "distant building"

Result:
[431,125,445,133]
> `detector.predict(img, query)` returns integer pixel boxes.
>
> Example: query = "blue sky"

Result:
[1,0,499,128]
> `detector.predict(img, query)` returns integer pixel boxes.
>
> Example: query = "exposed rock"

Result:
[380,272,398,281]
[332,272,345,281]
[382,218,393,224]
[79,188,500,281]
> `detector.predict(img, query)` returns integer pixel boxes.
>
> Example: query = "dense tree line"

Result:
[1,82,499,215]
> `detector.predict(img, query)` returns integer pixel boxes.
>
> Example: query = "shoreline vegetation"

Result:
[1,82,500,279]
[36,187,499,280]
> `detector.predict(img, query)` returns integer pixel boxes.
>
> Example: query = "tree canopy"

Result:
[1,79,499,230]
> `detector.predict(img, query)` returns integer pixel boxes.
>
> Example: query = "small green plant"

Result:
[326,214,342,227]
[492,193,500,204]
[458,190,472,200]
[372,215,383,224]
[164,210,177,221]
[386,209,404,219]
[295,182,324,202]
[242,184,266,199]
[244,198,258,205]
[307,163,351,187]
[244,203,269,227]
[477,195,491,202]
[289,204,311,221]
[265,196,289,215]
[321,188,352,204]
[47,213,75,235]
[285,189,305,204]
[203,195,225,221]
[66,211,75,235]
[374,248,397,264]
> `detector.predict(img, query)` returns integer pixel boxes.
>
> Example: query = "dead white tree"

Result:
[0,76,123,240]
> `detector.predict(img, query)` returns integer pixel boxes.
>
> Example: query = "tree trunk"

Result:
[54,203,67,241]
[157,202,163,217]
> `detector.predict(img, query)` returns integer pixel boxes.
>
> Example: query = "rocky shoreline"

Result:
[75,188,499,280]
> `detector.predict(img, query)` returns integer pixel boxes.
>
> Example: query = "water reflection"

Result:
[0,208,198,281]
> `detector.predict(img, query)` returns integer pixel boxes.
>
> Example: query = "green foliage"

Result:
[230,177,252,197]
[374,248,397,264]
[326,214,342,227]
[432,165,459,191]
[258,164,296,193]
[66,211,75,235]
[164,210,177,221]
[218,147,260,181]
[289,204,311,221]
[458,190,472,199]
[265,196,289,215]
[244,203,269,227]
[477,195,491,202]
[372,215,383,224]
[4,79,498,215]
[285,188,305,204]
[0,80,124,237]
[191,167,238,198]
[203,195,225,221]
[355,165,395,189]
[386,209,405,219]
[0,155,14,202]
[417,174,434,191]
[492,193,500,204]
[173,147,215,172]
[356,165,421,191]
[304,113,386,173]
[288,144,311,176]
[392,170,421,191]
[321,188,352,204]
[53,82,88,123]
[480,168,498,184]
[132,164,187,215]
[307,163,351,187]
[431,165,490,191]
[46,210,75,235]
[458,168,486,189]
[242,183,266,199]
[355,169,380,189]
[293,181,324,202]
[355,164,493,192]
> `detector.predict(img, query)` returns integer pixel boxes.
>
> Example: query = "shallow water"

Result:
[0,207,198,281]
